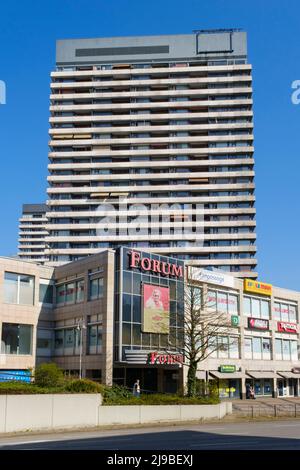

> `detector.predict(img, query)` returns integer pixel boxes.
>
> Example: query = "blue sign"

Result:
[0,370,31,383]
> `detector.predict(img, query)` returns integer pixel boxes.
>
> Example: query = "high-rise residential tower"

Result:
[47,30,256,277]
[18,204,49,263]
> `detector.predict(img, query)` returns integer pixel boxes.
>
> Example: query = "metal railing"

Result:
[234,404,300,418]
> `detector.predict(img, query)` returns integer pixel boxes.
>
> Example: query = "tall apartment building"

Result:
[18,204,49,263]
[47,30,256,277]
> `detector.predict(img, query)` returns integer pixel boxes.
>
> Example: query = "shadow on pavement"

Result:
[2,429,300,450]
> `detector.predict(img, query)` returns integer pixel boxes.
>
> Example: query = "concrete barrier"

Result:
[98,402,232,426]
[0,394,102,433]
[0,395,231,433]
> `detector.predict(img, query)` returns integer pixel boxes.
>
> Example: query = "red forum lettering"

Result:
[152,259,161,273]
[130,251,140,268]
[171,265,183,278]
[149,352,158,364]
[141,257,151,271]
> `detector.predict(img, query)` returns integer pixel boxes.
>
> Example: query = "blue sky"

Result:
[0,0,299,289]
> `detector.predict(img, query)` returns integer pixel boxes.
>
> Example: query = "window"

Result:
[207,290,238,315]
[55,279,84,305]
[36,329,53,357]
[244,336,271,360]
[1,323,33,355]
[208,335,240,359]
[88,323,102,354]
[89,277,104,300]
[273,301,298,322]
[4,272,35,305]
[39,283,53,304]
[275,338,298,361]
[243,296,270,319]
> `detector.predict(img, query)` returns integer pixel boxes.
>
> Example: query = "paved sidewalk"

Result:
[232,397,300,417]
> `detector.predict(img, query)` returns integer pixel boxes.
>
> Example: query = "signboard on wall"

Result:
[244,279,272,296]
[142,284,170,334]
[0,370,31,383]
[248,317,269,330]
[231,315,239,327]
[277,322,298,334]
[188,267,235,288]
[149,352,184,365]
[219,365,236,373]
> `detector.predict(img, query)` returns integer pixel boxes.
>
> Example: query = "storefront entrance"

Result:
[217,379,241,399]
[246,378,273,397]
[113,366,182,394]
[277,378,298,397]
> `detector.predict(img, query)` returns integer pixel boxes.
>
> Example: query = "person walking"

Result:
[133,379,141,398]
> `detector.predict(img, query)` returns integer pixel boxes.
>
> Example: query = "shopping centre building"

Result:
[0,247,299,398]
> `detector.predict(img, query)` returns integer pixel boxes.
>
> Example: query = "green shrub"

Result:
[35,363,64,388]
[103,385,132,402]
[104,391,220,406]
[64,379,104,394]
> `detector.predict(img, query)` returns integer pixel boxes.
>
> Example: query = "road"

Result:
[1,420,300,449]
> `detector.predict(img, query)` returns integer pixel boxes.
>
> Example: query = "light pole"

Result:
[76,318,86,379]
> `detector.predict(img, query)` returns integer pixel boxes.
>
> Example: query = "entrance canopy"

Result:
[277,371,300,379]
[247,371,280,379]
[209,371,245,380]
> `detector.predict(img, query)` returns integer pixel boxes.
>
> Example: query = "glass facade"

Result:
[243,295,270,319]
[208,289,238,314]
[275,338,298,361]
[54,327,81,356]
[55,279,84,305]
[115,247,184,362]
[244,336,271,360]
[273,301,297,322]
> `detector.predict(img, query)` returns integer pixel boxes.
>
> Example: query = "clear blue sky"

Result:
[0,0,299,289]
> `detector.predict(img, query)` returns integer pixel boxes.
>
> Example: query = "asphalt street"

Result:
[0,419,300,450]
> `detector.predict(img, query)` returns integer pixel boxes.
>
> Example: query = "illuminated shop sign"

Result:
[219,365,236,373]
[142,284,170,334]
[277,322,298,334]
[244,279,272,296]
[149,352,184,365]
[248,317,269,330]
[129,251,183,278]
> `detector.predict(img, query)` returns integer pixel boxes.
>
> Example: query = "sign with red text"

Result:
[248,317,269,330]
[277,322,298,334]
[149,352,184,365]
[142,284,170,334]
[129,251,183,278]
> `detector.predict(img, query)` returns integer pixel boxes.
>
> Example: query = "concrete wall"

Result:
[0,394,102,433]
[0,395,231,433]
[98,402,231,426]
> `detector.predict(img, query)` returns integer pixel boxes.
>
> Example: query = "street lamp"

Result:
[76,318,86,379]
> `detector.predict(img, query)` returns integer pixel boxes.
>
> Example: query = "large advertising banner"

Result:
[142,284,170,334]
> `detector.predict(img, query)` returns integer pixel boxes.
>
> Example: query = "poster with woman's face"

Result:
[142,284,170,334]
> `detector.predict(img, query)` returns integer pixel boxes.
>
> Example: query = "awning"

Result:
[196,371,206,380]
[277,371,300,379]
[209,371,245,380]
[246,371,280,379]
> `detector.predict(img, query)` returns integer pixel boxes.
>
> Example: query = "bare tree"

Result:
[181,275,237,397]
